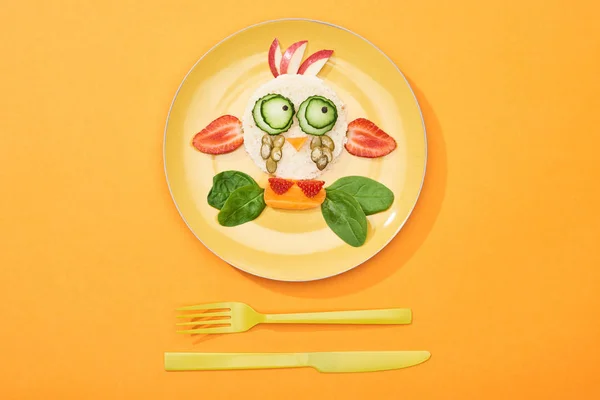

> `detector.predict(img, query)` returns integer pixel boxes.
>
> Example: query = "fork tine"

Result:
[176,326,232,334]
[175,320,230,326]
[176,302,231,311]
[175,311,230,319]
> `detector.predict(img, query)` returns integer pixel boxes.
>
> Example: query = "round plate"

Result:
[164,19,426,282]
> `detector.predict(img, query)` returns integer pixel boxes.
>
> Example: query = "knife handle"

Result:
[165,352,307,371]
[263,308,412,325]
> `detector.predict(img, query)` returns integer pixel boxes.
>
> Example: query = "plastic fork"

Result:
[176,302,412,334]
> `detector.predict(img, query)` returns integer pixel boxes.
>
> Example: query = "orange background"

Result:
[1,1,599,399]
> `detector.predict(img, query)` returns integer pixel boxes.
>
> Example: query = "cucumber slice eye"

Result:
[298,96,338,136]
[252,94,295,135]
[261,95,294,129]
[305,97,337,129]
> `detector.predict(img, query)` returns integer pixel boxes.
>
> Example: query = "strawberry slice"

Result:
[192,115,243,155]
[268,178,294,195]
[345,118,397,158]
[296,180,325,198]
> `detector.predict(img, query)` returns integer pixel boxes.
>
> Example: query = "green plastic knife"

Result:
[164,351,430,373]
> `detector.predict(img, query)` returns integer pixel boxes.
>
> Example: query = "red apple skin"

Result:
[268,38,281,78]
[298,50,334,75]
[280,40,308,74]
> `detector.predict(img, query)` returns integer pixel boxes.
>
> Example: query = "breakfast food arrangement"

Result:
[163,20,430,374]
[192,38,398,247]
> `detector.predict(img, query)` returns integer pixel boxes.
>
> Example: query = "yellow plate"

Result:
[164,19,426,282]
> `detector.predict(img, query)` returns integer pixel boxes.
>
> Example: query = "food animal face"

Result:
[242,74,348,180]
[191,37,399,247]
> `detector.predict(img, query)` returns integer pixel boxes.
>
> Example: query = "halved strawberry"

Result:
[192,115,243,155]
[296,180,325,198]
[268,177,294,195]
[345,118,397,158]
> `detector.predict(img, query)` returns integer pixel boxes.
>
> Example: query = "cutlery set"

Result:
[165,301,430,373]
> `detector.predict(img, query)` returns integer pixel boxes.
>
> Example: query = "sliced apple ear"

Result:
[268,38,282,77]
[280,40,308,75]
[298,50,334,76]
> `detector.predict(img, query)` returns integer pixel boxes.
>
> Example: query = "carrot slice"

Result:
[286,137,308,151]
[264,182,325,210]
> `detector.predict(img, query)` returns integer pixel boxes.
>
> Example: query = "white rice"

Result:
[242,74,348,180]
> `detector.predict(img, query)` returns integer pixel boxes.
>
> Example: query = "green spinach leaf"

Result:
[321,190,367,247]
[327,176,394,215]
[208,171,258,210]
[218,185,266,227]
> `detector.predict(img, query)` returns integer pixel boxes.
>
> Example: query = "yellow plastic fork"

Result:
[176,302,412,334]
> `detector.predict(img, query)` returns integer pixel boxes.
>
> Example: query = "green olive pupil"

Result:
[321,106,328,113]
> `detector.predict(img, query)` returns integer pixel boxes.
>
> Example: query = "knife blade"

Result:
[164,351,430,373]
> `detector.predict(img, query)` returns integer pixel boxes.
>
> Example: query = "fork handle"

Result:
[263,308,412,325]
